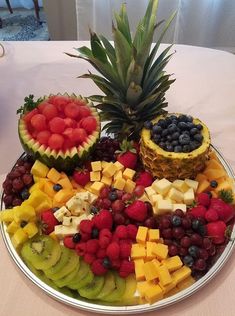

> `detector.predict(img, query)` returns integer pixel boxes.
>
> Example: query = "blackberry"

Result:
[92,137,120,162]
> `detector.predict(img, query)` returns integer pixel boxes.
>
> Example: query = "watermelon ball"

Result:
[49,117,66,134]
[64,117,77,128]
[48,134,64,150]
[42,103,58,120]
[79,106,91,118]
[31,114,47,131]
[71,128,88,144]
[36,130,51,145]
[64,102,81,119]
[80,116,97,133]
[23,108,39,124]
[50,95,70,112]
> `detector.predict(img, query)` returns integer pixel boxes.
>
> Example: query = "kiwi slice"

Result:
[76,269,94,290]
[53,265,80,288]
[21,236,61,270]
[78,275,105,300]
[102,273,126,302]
[44,247,70,276]
[66,260,90,290]
[96,271,116,299]
[45,251,79,281]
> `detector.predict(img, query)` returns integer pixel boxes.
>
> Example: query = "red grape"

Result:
[180,236,191,248]
[182,217,191,229]
[194,258,206,271]
[113,213,126,225]
[12,198,22,206]
[99,186,110,199]
[174,209,185,217]
[172,227,185,239]
[144,217,157,229]
[198,248,209,260]
[111,200,125,213]
[168,244,179,256]
[202,237,212,250]
[161,228,172,239]
[159,216,171,229]
[12,178,24,191]
[179,247,188,256]
[190,233,203,246]
[22,174,33,186]
[133,185,145,197]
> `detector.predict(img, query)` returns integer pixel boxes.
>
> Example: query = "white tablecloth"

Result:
[0,41,235,316]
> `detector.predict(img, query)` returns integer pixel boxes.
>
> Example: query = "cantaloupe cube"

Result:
[204,168,226,180]
[197,179,210,193]
[47,168,61,183]
[195,173,207,182]
[208,150,219,161]
[53,189,74,204]
[206,158,223,170]
[215,177,234,193]
[57,177,73,190]
[43,181,56,198]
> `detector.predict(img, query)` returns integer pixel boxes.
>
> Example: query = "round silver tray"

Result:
[1,145,235,314]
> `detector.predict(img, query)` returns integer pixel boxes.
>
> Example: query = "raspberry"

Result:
[111,234,120,243]
[190,205,207,218]
[91,259,108,275]
[81,232,91,241]
[86,239,99,254]
[111,258,121,270]
[197,193,211,207]
[75,242,87,256]
[83,253,96,264]
[115,225,128,239]
[106,242,120,260]
[79,219,94,234]
[99,228,112,241]
[97,248,107,259]
[119,260,135,278]
[63,236,76,249]
[93,209,113,230]
[127,224,138,240]
[205,208,219,222]
[119,243,132,259]
[99,236,110,249]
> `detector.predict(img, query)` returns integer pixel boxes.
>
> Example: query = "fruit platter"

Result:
[1,0,235,313]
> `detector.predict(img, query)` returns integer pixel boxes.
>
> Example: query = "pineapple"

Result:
[140,114,211,180]
[67,0,176,140]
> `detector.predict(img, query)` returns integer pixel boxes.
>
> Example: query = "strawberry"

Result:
[210,198,235,223]
[206,221,227,244]
[40,209,59,235]
[196,192,211,207]
[116,139,137,169]
[73,168,90,186]
[93,209,113,230]
[135,171,153,187]
[125,200,148,222]
[190,205,207,218]
[205,208,219,222]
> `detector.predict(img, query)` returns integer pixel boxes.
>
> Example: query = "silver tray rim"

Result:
[1,144,235,314]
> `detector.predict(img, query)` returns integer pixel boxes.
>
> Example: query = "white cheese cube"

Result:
[62,216,73,226]
[138,193,151,203]
[154,200,173,215]
[184,188,195,205]
[153,178,172,196]
[168,187,184,203]
[150,193,163,205]
[54,225,64,239]
[184,179,199,192]
[172,203,187,213]
[172,180,189,193]
[62,225,78,236]
[66,196,83,214]
[54,206,71,222]
[75,191,90,201]
[145,186,156,198]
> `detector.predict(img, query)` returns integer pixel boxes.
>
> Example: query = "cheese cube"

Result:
[153,178,172,195]
[172,266,191,284]
[145,186,156,198]
[134,259,145,281]
[123,168,136,180]
[91,161,102,172]
[146,241,157,260]
[168,187,184,203]
[102,163,117,177]
[101,161,109,169]
[184,179,199,192]
[138,193,151,203]
[136,226,148,244]
[113,161,125,171]
[113,178,126,190]
[66,196,83,214]
[62,216,73,226]
[152,243,168,260]
[47,168,61,183]
[143,261,159,281]
[172,203,187,213]
[154,200,173,214]
[113,170,123,181]
[54,206,71,222]
[156,264,172,286]
[172,180,189,193]
[184,188,195,205]
[90,171,101,182]
[100,175,112,186]
[148,229,160,242]
[162,256,183,272]
[150,194,163,205]
[145,284,163,304]
[76,191,97,204]
[90,182,105,195]
[124,179,136,193]
[151,179,159,192]
[131,244,146,259]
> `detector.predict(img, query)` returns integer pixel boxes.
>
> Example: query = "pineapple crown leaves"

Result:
[16,94,43,115]
[219,189,234,204]
[115,138,137,155]
[67,0,176,139]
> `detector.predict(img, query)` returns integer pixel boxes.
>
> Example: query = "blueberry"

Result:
[91,228,99,239]
[198,224,207,236]
[190,128,198,136]
[162,129,169,137]
[171,215,182,227]
[188,245,199,258]
[182,145,191,153]
[152,124,162,134]
[166,144,173,152]
[21,188,30,200]
[159,142,165,149]
[187,122,194,129]
[91,205,99,214]
[183,255,194,267]
[72,233,81,243]
[192,219,201,231]
[196,124,203,130]
[194,134,203,142]
[103,257,111,269]
[210,180,218,188]
[186,115,193,122]
[20,220,28,228]
[167,135,172,141]
[157,119,167,128]
[189,141,198,151]
[53,183,62,192]
[144,121,153,129]
[178,115,188,123]
[178,121,188,130]
[172,140,179,146]
[52,207,60,212]
[168,123,178,134]
[165,118,172,126]
[169,115,178,121]
[109,191,118,201]
[174,145,182,153]
[179,134,190,145]
[172,132,180,140]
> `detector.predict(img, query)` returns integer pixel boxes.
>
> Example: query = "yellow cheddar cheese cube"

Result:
[134,259,145,281]
[101,161,109,169]
[152,243,168,260]
[146,241,157,260]
[172,179,189,193]
[23,222,39,238]
[153,178,172,195]
[136,226,148,244]
[90,182,105,195]
[90,171,101,182]
[148,229,160,242]
[57,177,73,190]
[100,175,112,186]
[113,161,125,171]
[124,179,136,193]
[168,187,184,203]
[145,186,156,199]
[177,275,195,290]
[113,177,126,190]
[91,161,102,172]
[31,160,49,178]
[143,261,159,281]
[47,168,61,183]
[162,256,183,272]
[84,181,93,192]
[131,243,146,259]
[183,188,195,205]
[123,168,136,180]
[113,170,123,180]
[102,163,117,177]
[156,264,172,286]
[159,280,176,294]
[172,266,191,284]
[145,283,163,304]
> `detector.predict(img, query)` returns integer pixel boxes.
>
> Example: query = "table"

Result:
[0,41,235,316]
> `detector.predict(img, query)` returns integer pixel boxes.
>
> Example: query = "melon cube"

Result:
[91,161,102,172]
[43,181,56,198]
[204,168,226,180]
[215,177,234,193]
[57,177,73,190]
[31,160,49,178]
[47,168,61,183]
[206,158,223,170]
[197,179,210,194]
[195,173,207,182]
[53,189,74,204]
